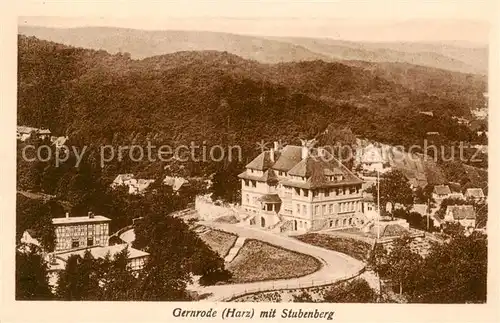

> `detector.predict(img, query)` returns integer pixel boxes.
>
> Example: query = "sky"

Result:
[17,0,495,42]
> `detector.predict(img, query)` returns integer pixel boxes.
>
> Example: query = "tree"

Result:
[322,278,377,303]
[367,243,388,300]
[385,236,423,295]
[435,197,469,219]
[293,291,313,302]
[133,206,230,300]
[56,251,101,300]
[413,185,435,205]
[210,161,242,203]
[16,194,61,251]
[411,232,487,303]
[366,170,413,217]
[318,126,357,170]
[474,202,488,229]
[16,244,53,300]
[97,248,140,301]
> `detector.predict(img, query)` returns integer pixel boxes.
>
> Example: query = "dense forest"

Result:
[18,36,486,163]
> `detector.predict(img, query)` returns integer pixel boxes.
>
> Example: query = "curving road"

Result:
[195,221,365,301]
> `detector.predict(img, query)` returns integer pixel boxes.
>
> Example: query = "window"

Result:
[295,188,300,195]
[325,189,330,197]
[322,204,326,215]
[315,205,319,215]
[252,180,256,188]
[329,220,333,227]
[329,204,333,214]
[303,189,309,197]
[72,240,79,248]
[246,194,250,204]
[302,205,307,215]
[313,190,318,197]
[87,238,93,246]
[297,204,300,214]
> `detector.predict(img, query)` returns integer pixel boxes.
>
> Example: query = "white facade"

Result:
[239,143,364,233]
[52,212,110,251]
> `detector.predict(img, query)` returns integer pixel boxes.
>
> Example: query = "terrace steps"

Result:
[224,236,246,263]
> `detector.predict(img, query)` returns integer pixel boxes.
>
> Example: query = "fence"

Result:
[219,266,366,302]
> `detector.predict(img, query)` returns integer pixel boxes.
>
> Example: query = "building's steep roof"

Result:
[113,174,135,183]
[238,168,278,185]
[282,154,362,189]
[52,215,111,225]
[465,188,485,198]
[55,244,149,261]
[258,194,282,203]
[411,204,428,216]
[272,145,302,171]
[446,205,476,220]
[244,143,362,189]
[433,185,451,195]
[245,151,275,171]
[17,126,37,134]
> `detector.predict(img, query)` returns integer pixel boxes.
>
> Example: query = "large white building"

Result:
[239,140,365,232]
[52,212,111,251]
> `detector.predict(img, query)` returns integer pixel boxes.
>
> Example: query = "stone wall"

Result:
[195,194,239,221]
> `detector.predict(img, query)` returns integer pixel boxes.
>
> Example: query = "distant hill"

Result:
[18,35,482,157]
[18,25,488,74]
[341,61,486,112]
[17,26,332,64]
[278,37,487,75]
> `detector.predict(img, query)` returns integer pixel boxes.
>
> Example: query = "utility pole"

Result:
[377,170,381,240]
[427,198,430,231]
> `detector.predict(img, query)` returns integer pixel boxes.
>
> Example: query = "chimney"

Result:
[301,146,309,160]
[301,139,310,160]
[65,212,69,219]
[270,148,275,162]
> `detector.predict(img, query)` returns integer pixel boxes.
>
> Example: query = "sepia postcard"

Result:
[1,0,500,322]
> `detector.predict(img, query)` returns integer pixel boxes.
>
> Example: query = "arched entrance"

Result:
[261,217,266,228]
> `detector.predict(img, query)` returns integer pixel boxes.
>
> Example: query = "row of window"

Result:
[55,224,109,236]
[296,201,360,216]
[313,201,360,216]
[277,171,343,182]
[327,217,361,228]
[293,186,360,198]
[55,237,108,251]
[243,179,257,188]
